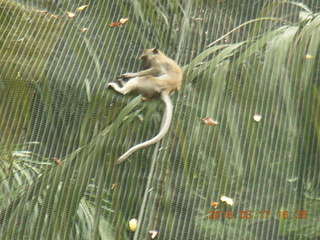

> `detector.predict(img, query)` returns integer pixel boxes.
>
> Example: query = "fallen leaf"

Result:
[109,22,121,27]
[253,114,262,122]
[49,14,58,19]
[77,5,88,12]
[220,196,234,206]
[129,219,137,231]
[66,11,76,18]
[38,10,48,14]
[37,10,58,18]
[210,201,219,208]
[109,17,129,27]
[305,54,314,59]
[119,17,129,24]
[200,117,219,125]
[51,157,63,165]
[148,230,159,239]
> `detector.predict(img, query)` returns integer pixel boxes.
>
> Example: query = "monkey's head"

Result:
[139,48,162,68]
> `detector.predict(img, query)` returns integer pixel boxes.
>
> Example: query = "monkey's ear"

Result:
[152,48,159,54]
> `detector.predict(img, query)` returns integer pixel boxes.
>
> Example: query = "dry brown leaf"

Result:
[66,11,76,18]
[210,201,219,208]
[109,17,129,27]
[200,117,219,126]
[109,22,121,27]
[51,157,63,165]
[77,5,88,12]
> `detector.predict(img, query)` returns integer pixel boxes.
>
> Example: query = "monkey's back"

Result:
[156,55,183,93]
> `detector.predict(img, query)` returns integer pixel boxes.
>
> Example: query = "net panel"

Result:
[0,0,319,239]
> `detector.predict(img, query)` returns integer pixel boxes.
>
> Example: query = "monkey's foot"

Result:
[107,82,116,89]
[141,96,156,101]
[141,97,150,101]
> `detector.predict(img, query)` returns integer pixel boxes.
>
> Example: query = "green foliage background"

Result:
[0,0,319,239]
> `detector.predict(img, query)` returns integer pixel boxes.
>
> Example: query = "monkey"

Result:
[108,48,182,165]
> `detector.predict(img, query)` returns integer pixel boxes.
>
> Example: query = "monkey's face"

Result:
[139,53,151,69]
[139,48,161,68]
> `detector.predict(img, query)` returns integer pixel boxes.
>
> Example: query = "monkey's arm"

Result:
[114,92,173,165]
[121,67,160,79]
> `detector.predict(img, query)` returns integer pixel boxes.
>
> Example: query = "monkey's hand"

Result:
[107,82,117,89]
[120,72,136,79]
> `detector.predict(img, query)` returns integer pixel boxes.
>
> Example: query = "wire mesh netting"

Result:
[0,0,320,239]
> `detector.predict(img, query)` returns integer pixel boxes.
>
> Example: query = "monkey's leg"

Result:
[108,78,138,95]
[116,78,126,87]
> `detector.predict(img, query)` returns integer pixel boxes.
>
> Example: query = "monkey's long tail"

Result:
[114,92,173,165]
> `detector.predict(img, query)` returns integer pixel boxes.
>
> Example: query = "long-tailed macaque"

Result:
[108,48,182,165]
